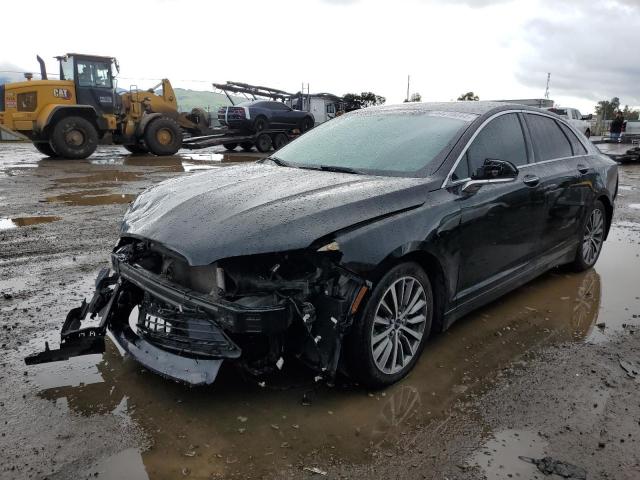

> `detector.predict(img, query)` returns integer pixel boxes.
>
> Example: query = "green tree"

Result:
[622,105,640,121]
[457,91,479,101]
[595,97,620,119]
[343,92,386,111]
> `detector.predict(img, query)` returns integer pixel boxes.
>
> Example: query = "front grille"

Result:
[137,295,240,358]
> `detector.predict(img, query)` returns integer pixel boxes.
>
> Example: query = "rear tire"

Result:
[300,116,314,133]
[144,117,182,156]
[34,142,58,158]
[255,133,272,153]
[124,144,149,155]
[50,116,98,159]
[346,262,433,388]
[223,143,238,151]
[569,200,606,272]
[272,133,288,150]
[240,142,254,152]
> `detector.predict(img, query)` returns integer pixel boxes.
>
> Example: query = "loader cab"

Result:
[57,54,117,116]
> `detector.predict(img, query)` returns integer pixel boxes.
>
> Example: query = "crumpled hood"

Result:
[122,163,431,265]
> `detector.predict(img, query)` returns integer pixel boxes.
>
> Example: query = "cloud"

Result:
[515,0,640,106]
[0,62,29,84]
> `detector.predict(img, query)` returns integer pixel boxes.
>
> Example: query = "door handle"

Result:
[577,164,589,175]
[523,174,540,187]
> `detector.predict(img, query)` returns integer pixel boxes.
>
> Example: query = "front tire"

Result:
[569,200,606,272]
[34,142,58,158]
[50,116,98,159]
[144,117,182,156]
[347,262,433,388]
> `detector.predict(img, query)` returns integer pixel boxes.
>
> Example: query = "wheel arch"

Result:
[38,105,101,138]
[135,113,164,137]
[367,248,449,334]
[597,194,613,240]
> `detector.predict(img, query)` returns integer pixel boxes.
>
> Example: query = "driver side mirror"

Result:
[462,159,519,194]
[471,158,519,181]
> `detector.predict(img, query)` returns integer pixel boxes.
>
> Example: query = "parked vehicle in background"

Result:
[286,93,344,125]
[27,102,618,390]
[546,107,591,138]
[217,100,314,134]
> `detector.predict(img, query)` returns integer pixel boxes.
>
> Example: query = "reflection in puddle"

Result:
[470,429,547,479]
[85,448,149,480]
[55,171,143,184]
[46,189,136,206]
[630,203,640,210]
[0,215,61,230]
[35,267,606,479]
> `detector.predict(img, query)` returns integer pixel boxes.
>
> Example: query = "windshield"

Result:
[273,110,472,177]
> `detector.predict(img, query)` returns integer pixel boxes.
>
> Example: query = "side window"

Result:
[452,113,527,181]
[558,123,587,155]
[574,110,583,120]
[525,114,572,162]
[268,102,290,111]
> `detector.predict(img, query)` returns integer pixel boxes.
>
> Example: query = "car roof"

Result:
[359,101,549,118]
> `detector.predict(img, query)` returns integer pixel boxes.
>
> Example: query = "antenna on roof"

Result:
[544,73,551,99]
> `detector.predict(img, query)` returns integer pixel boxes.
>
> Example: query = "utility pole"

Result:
[544,73,551,100]
[406,75,410,102]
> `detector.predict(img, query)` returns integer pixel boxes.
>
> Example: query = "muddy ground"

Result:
[0,142,639,480]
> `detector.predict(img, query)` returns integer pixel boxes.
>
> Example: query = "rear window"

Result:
[558,123,588,155]
[525,114,573,161]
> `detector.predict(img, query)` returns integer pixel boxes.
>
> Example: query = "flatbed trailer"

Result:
[182,128,297,152]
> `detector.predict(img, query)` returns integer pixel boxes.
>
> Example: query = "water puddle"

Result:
[629,204,640,210]
[55,171,143,185]
[470,429,547,479]
[32,265,612,478]
[45,189,136,206]
[0,215,61,230]
[85,448,148,480]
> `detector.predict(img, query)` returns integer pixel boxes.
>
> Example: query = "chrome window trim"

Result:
[442,109,590,188]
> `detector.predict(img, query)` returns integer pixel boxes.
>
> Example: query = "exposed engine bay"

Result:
[26,238,368,386]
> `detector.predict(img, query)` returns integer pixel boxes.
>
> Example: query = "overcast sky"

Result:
[2,0,638,113]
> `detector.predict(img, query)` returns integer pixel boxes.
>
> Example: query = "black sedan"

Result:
[217,100,315,134]
[27,102,617,389]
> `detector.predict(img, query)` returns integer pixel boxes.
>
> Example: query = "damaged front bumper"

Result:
[26,248,367,386]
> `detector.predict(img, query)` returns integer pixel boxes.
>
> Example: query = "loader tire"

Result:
[50,116,98,160]
[144,117,182,156]
[34,142,58,158]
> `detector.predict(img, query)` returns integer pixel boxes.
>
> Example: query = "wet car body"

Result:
[27,102,618,388]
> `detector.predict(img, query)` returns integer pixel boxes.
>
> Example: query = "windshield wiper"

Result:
[318,165,362,175]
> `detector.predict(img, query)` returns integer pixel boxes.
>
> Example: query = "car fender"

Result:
[331,197,461,306]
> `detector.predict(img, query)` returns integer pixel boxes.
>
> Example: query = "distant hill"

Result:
[174,88,246,113]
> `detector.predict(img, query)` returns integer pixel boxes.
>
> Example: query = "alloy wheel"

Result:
[582,208,604,265]
[370,276,428,375]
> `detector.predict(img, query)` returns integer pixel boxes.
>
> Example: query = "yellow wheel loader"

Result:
[0,54,211,159]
